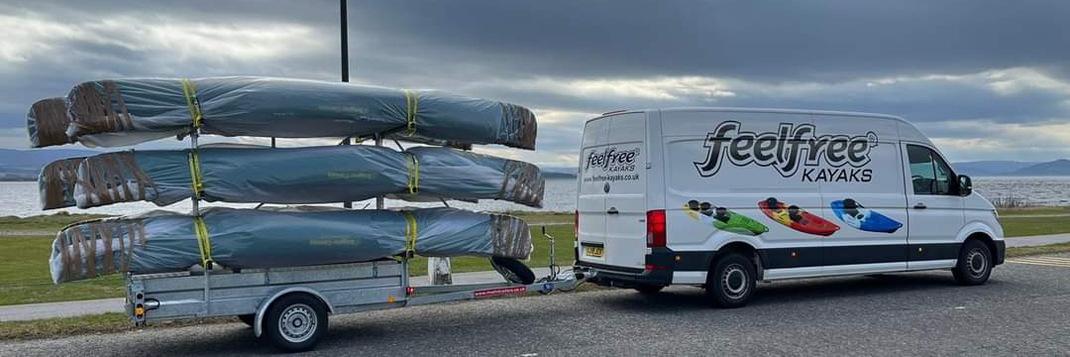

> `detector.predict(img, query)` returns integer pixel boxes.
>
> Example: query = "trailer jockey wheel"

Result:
[490,257,536,285]
[263,293,328,353]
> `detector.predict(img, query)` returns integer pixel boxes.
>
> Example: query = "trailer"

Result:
[126,227,588,352]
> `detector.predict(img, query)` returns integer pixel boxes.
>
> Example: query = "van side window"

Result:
[906,145,956,195]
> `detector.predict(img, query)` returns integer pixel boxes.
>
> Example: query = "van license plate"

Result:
[585,246,604,258]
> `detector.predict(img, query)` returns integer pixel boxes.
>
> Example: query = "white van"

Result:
[574,107,1005,307]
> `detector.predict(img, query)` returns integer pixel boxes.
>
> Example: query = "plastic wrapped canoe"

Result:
[49,207,532,284]
[39,145,543,210]
[26,77,537,149]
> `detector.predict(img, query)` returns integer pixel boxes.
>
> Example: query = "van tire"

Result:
[953,239,992,286]
[634,285,665,294]
[706,253,756,308]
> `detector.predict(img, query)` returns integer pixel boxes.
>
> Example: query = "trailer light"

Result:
[406,287,415,295]
[135,305,144,317]
[646,210,666,248]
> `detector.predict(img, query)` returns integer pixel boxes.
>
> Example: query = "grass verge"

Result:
[997,206,1070,216]
[0,313,240,341]
[1006,242,1070,258]
[0,213,109,232]
[999,215,1070,237]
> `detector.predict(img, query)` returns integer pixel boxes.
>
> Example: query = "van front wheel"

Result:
[706,253,756,308]
[953,239,992,285]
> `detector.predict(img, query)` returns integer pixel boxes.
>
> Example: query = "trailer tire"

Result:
[263,293,328,353]
[490,257,536,285]
[237,314,256,328]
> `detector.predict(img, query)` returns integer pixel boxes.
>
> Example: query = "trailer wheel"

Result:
[237,314,256,328]
[263,293,328,353]
[490,257,536,285]
[706,253,756,308]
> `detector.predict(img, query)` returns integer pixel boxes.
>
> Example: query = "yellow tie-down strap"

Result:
[405,152,420,195]
[188,151,204,200]
[193,216,213,267]
[181,79,204,129]
[403,211,418,258]
[403,90,419,136]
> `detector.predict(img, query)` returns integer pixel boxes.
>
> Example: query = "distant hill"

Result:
[1012,159,1070,176]
[0,148,98,181]
[953,159,1070,176]
[952,160,1038,176]
[539,166,577,179]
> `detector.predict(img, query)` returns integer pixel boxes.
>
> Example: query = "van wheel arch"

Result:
[965,232,997,263]
[713,242,762,281]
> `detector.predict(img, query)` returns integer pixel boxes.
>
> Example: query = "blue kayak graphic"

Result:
[830,198,903,233]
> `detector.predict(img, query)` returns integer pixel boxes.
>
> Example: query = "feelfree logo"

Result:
[585,147,640,172]
[693,121,878,182]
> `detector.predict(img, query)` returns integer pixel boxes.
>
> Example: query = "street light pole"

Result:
[340,0,354,209]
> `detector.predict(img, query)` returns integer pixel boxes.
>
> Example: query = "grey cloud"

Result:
[338,1,1070,82]
[1,0,1069,164]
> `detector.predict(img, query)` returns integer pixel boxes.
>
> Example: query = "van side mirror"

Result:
[958,175,973,196]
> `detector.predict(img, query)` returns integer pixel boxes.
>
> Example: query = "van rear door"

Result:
[576,112,648,269]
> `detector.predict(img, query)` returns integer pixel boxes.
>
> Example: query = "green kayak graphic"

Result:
[684,200,769,236]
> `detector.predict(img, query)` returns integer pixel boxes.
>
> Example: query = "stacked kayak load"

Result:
[49,207,531,283]
[28,76,543,283]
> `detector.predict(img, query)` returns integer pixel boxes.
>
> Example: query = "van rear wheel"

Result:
[706,253,756,308]
[953,239,992,285]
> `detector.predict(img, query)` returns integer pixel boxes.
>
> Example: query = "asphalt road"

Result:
[4,256,1070,357]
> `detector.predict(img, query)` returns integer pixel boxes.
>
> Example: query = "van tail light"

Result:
[646,210,666,248]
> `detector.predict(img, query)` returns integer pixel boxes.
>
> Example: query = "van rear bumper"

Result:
[576,261,674,288]
[575,248,681,288]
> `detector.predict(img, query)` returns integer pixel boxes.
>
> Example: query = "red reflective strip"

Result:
[474,286,527,297]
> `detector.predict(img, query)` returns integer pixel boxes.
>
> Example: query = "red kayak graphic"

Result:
[758,197,840,236]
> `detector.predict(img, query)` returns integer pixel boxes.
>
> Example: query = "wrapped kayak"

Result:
[27,76,537,149]
[39,145,543,210]
[49,207,532,284]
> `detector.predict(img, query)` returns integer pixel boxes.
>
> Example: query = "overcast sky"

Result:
[2,0,1069,165]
